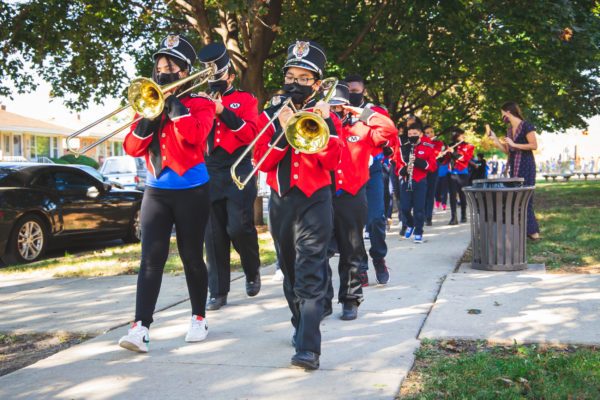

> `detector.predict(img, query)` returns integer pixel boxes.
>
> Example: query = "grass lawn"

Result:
[528,180,600,273]
[400,339,600,399]
[0,230,276,278]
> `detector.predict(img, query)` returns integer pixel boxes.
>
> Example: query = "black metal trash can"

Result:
[463,178,535,271]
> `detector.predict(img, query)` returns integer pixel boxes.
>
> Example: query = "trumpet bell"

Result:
[128,77,165,119]
[285,111,330,154]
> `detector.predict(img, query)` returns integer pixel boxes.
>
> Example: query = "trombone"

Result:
[66,64,216,156]
[230,77,338,190]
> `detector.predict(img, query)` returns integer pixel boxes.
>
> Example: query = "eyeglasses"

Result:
[284,75,316,85]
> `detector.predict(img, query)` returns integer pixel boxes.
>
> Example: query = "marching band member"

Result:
[422,125,444,226]
[326,81,398,320]
[254,41,342,370]
[345,74,392,286]
[197,42,261,311]
[440,127,474,225]
[396,121,437,243]
[119,35,215,352]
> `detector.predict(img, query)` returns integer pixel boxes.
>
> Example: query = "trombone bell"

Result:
[285,111,330,154]
[128,77,165,119]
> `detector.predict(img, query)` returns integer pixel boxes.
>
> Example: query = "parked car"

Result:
[100,156,146,191]
[0,163,143,264]
[72,164,125,189]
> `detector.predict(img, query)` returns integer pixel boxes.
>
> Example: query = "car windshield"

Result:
[102,158,135,174]
[0,167,23,187]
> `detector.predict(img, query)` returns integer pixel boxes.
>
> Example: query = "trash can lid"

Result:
[471,178,525,189]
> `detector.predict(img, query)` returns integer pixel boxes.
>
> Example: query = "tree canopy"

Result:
[1,0,599,136]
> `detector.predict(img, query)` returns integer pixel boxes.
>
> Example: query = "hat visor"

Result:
[153,49,191,66]
[282,61,321,77]
[328,99,349,106]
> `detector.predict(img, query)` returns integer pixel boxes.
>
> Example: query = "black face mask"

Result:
[209,80,229,96]
[156,72,180,86]
[408,136,420,144]
[283,83,313,104]
[349,92,364,107]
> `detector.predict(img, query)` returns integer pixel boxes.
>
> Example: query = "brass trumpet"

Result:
[230,77,338,190]
[66,64,216,156]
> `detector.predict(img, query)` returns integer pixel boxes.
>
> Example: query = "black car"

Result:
[0,163,143,264]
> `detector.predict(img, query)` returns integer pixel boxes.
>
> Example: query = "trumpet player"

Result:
[119,34,215,352]
[395,121,437,243]
[197,42,261,311]
[253,41,342,370]
[326,81,398,320]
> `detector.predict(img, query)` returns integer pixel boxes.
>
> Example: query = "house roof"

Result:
[0,108,126,139]
[0,109,72,135]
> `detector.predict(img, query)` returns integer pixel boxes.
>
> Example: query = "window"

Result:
[13,134,23,157]
[50,137,59,158]
[111,141,123,156]
[101,158,135,174]
[36,136,51,158]
[53,171,97,193]
[31,172,55,189]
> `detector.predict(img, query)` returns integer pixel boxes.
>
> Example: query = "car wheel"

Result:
[3,215,48,265]
[123,208,141,244]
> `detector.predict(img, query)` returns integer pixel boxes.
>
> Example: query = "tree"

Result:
[1,0,599,134]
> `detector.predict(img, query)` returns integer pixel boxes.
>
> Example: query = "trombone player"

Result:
[253,41,342,370]
[118,34,216,353]
[197,42,261,311]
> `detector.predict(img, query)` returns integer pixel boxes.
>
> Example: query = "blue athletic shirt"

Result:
[146,162,209,189]
[437,163,449,177]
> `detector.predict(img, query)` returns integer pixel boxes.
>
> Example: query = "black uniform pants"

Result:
[205,164,260,297]
[326,187,367,306]
[269,187,332,355]
[449,173,470,218]
[135,184,210,328]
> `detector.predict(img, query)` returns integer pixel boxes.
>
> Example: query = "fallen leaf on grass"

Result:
[497,377,514,387]
[467,309,482,314]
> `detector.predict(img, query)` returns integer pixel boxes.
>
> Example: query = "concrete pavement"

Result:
[0,210,471,399]
[420,264,600,345]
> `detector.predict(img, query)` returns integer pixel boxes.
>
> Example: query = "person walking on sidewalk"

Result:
[325,81,398,320]
[345,74,393,287]
[487,101,540,240]
[396,121,437,243]
[254,41,342,370]
[118,35,215,353]
[422,125,444,226]
[440,128,474,225]
[198,42,262,311]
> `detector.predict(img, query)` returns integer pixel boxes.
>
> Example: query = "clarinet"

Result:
[406,144,415,192]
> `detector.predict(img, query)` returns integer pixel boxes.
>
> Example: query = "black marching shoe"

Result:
[206,295,227,311]
[460,215,468,223]
[291,351,320,370]
[426,218,433,226]
[448,216,459,226]
[246,273,261,297]
[341,302,358,321]
[399,225,407,237]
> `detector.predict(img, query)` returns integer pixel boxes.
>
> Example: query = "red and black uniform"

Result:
[396,137,437,236]
[422,136,445,224]
[440,141,475,222]
[254,99,342,355]
[204,86,261,300]
[326,108,398,308]
[123,94,215,328]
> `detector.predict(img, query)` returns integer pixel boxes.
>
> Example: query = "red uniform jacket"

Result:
[360,103,391,158]
[422,136,444,172]
[440,142,475,171]
[335,109,398,195]
[396,138,437,183]
[254,103,342,197]
[123,95,216,177]
[207,87,258,156]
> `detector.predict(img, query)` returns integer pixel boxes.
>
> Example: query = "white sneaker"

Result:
[185,315,208,342]
[118,321,149,353]
[272,269,284,282]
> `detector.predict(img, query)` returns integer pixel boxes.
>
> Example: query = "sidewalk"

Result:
[0,210,471,400]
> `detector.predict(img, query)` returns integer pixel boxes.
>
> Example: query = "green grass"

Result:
[528,180,600,272]
[400,340,600,399]
[0,234,276,278]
